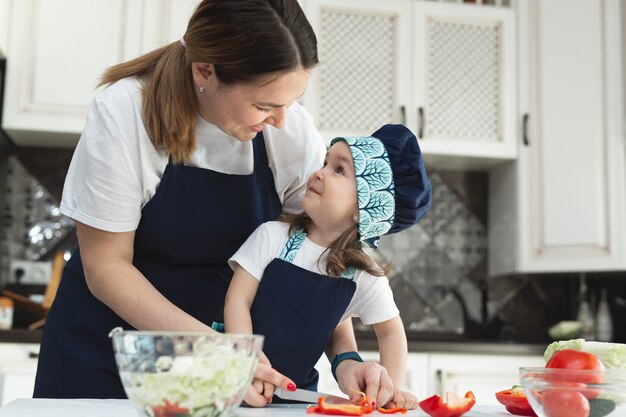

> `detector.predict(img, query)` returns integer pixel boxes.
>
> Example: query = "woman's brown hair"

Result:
[278,213,391,278]
[98,0,318,163]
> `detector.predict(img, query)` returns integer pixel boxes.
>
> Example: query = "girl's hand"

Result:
[335,360,393,407]
[384,390,418,410]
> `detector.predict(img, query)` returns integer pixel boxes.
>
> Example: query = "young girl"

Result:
[224,124,431,409]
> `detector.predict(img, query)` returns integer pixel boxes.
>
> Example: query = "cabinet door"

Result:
[0,343,39,406]
[303,0,412,144]
[489,0,626,275]
[141,0,200,53]
[2,0,144,147]
[427,353,544,406]
[405,352,428,402]
[0,365,38,405]
[412,2,516,165]
[0,0,9,52]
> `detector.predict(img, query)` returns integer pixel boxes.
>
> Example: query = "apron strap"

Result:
[277,228,355,280]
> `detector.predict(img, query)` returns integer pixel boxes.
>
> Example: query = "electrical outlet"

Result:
[9,260,53,285]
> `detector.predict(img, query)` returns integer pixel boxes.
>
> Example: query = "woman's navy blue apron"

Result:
[33,132,282,398]
[249,229,357,395]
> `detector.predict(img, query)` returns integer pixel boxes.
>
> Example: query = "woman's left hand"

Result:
[383,390,419,410]
[244,352,295,407]
[335,360,394,407]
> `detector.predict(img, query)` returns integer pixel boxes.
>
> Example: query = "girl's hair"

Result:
[278,213,391,277]
[98,0,318,163]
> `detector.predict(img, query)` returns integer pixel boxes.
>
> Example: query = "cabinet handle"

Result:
[522,113,530,146]
[435,369,443,397]
[400,105,406,125]
[417,107,424,138]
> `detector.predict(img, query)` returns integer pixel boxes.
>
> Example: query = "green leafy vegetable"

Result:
[544,340,626,370]
[588,398,617,417]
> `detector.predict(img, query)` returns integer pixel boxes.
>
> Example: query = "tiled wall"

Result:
[1,146,625,343]
[0,148,76,285]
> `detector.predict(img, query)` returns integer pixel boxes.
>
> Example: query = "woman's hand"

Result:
[243,352,296,407]
[335,360,394,407]
[384,390,418,410]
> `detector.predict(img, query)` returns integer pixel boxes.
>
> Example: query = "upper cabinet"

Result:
[489,0,626,275]
[1,0,198,147]
[303,0,516,169]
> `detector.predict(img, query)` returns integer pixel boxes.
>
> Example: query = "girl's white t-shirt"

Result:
[60,77,327,232]
[229,221,400,325]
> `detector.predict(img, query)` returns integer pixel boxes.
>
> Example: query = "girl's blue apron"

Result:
[248,229,357,394]
[33,132,282,398]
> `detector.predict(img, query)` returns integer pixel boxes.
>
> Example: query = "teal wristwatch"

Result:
[331,351,363,381]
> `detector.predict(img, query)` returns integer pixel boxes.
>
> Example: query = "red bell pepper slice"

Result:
[306,393,374,416]
[377,407,407,414]
[418,391,476,417]
[151,399,189,417]
[495,386,537,416]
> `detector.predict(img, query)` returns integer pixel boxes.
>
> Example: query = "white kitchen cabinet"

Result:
[489,0,626,275]
[0,343,39,406]
[1,0,199,148]
[426,353,544,406]
[0,0,9,53]
[140,0,199,55]
[303,0,516,169]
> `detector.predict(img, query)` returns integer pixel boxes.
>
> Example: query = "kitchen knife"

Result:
[274,387,351,404]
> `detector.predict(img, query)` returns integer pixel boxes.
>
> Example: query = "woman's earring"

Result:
[199,85,205,94]
[353,215,359,223]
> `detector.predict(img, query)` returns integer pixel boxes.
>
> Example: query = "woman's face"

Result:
[302,141,359,233]
[193,64,311,141]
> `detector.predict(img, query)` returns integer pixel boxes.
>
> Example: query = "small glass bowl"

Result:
[520,367,626,417]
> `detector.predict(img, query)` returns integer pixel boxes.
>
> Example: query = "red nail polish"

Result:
[371,401,376,408]
[287,383,296,392]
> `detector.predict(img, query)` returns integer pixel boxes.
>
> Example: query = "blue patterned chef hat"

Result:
[330,124,432,248]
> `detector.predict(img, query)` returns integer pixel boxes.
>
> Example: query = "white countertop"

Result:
[0,399,512,417]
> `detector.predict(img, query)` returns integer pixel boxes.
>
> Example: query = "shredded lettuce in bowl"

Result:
[112,330,261,417]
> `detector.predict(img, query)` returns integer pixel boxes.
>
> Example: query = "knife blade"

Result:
[274,387,351,404]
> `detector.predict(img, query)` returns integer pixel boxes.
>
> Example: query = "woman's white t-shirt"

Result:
[60,77,327,232]
[229,221,399,325]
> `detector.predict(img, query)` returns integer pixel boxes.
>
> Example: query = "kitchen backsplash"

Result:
[1,147,625,343]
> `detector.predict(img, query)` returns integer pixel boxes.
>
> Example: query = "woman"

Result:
[33,0,393,407]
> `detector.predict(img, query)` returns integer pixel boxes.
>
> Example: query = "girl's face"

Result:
[193,64,311,141]
[302,141,358,233]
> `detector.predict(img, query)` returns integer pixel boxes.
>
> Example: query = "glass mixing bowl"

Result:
[111,329,264,417]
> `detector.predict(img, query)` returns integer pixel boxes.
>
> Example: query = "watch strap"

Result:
[331,351,363,381]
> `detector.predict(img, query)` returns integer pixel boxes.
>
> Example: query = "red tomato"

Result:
[151,400,189,417]
[546,350,605,373]
[546,349,605,398]
[542,389,590,417]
